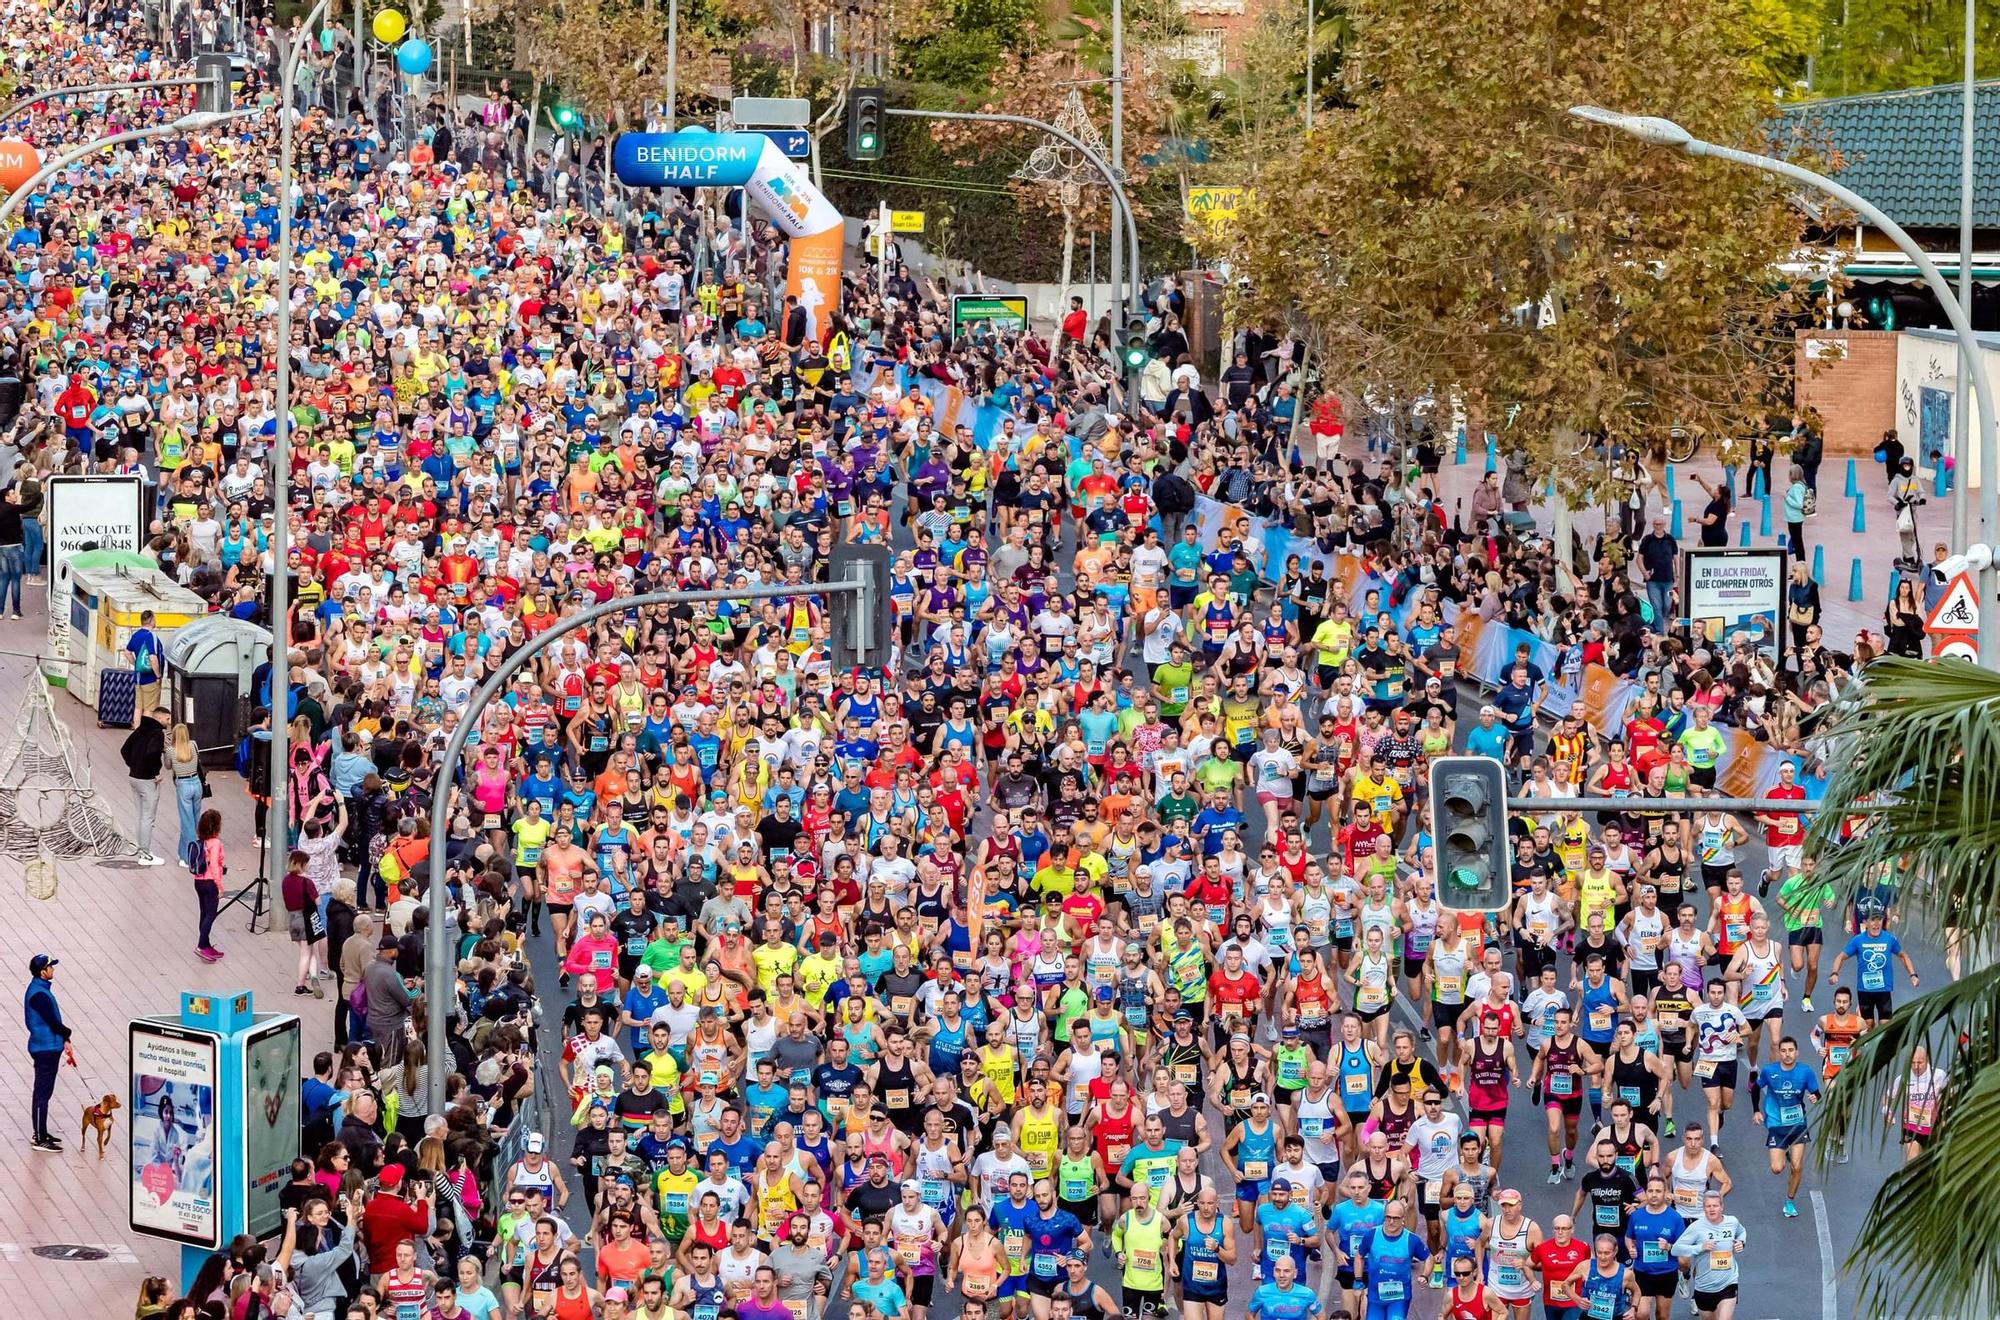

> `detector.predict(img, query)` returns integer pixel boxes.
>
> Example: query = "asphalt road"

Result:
[517,510,1943,1320]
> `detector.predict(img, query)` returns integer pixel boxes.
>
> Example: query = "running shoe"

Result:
[1802,996,1814,1013]
[1783,1200,1798,1218]
[1662,1118,1676,1140]
[1547,1165,1562,1185]
[137,852,165,867]
[30,1135,59,1152]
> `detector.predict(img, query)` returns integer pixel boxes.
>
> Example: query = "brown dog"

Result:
[80,1094,120,1159]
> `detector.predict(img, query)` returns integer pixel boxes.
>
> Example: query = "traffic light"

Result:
[1428,756,1511,913]
[848,87,885,162]
[828,542,894,671]
[194,52,231,114]
[1120,317,1150,375]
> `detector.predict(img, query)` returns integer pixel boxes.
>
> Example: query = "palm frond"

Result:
[1837,1037,2000,1316]
[1807,656,2000,939]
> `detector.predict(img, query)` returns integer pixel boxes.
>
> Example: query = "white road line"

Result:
[1811,1189,1838,1320]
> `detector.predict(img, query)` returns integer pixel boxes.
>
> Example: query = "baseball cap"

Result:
[901,1180,922,1194]
[526,1132,546,1152]
[28,953,57,974]
[1496,1187,1522,1205]
[605,1287,630,1304]
[1270,1178,1292,1192]
[378,1164,406,1189]
[1251,1091,1272,1106]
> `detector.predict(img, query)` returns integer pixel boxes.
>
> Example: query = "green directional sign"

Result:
[952,295,1029,337]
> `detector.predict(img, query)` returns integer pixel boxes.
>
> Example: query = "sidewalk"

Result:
[0,602,329,1309]
[1418,435,1940,649]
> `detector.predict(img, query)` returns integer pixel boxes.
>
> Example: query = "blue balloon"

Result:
[395,36,432,75]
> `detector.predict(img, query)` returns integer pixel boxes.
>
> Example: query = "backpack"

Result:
[185,838,206,873]
[1801,486,1818,518]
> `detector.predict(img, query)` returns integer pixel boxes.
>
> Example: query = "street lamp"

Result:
[265,0,334,912]
[0,110,259,231]
[1570,104,2000,667]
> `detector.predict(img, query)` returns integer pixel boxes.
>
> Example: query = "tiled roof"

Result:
[1777,81,2000,229]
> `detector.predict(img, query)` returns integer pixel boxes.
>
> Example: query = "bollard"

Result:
[1751,466,1767,499]
[1844,457,1858,498]
[1485,436,1497,474]
[1852,495,1865,534]
[1455,432,1466,465]
[1848,556,1863,601]
[1758,495,1772,538]
[1738,520,1751,547]
[1670,499,1683,540]
[1811,544,1824,583]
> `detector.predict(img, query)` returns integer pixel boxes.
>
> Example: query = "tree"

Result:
[1814,0,2000,96]
[1225,0,1823,571]
[1808,657,2000,1317]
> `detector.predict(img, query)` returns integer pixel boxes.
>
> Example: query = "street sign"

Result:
[732,96,811,127]
[1936,635,1979,662]
[890,210,925,233]
[1924,571,1980,636]
[758,129,812,159]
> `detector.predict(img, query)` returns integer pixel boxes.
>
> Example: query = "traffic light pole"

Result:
[1506,797,1824,814]
[422,577,875,1110]
[884,107,1144,321]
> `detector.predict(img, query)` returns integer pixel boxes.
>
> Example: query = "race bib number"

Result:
[1191,1260,1219,1284]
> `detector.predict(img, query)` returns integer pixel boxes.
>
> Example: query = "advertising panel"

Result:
[130,1021,221,1248]
[242,1017,301,1239]
[1682,546,1787,666]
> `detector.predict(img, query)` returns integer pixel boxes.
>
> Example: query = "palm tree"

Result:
[1809,655,2000,1316]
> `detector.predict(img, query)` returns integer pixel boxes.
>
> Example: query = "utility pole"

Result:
[878,200,891,307]
[664,0,679,130]
[1952,0,1976,552]
[1305,0,1315,132]
[1109,0,1125,314]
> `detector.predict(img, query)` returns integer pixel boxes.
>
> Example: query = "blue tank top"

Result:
[846,694,882,725]
[688,1277,727,1320]
[843,1021,878,1063]
[1339,1044,1375,1115]
[1580,979,1621,1046]
[928,1017,968,1074]
[1580,1260,1628,1318]
[1181,1215,1225,1287]
[1442,1207,1483,1262]
[1238,1120,1277,1181]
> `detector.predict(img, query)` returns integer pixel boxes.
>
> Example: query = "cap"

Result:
[1173,1007,1194,1021]
[1251,1091,1272,1106]
[1496,1187,1522,1205]
[1095,985,1114,1001]
[901,1180,922,1194]
[605,1287,630,1304]
[526,1132,546,1152]
[378,1164,406,1189]
[28,953,57,974]
[1479,704,1500,716]
[1270,1178,1292,1192]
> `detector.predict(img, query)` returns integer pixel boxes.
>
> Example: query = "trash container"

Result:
[164,615,273,768]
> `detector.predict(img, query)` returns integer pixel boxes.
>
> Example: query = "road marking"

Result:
[1811,1190,1837,1320]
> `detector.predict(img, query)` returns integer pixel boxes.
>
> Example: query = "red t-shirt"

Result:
[1762,782,1807,847]
[1532,1237,1590,1306]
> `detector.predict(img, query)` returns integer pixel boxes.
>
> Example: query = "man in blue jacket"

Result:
[24,953,76,1151]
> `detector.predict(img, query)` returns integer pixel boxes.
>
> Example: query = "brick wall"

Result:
[1795,329,1899,458]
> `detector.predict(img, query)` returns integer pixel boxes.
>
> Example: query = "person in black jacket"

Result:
[120,707,170,866]
[0,484,24,619]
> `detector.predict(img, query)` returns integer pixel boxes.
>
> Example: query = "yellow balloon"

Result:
[371,9,406,42]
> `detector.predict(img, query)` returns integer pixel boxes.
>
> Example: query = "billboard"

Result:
[242,1017,301,1239]
[1682,546,1786,666]
[952,295,1029,337]
[130,1022,221,1248]
[46,474,147,628]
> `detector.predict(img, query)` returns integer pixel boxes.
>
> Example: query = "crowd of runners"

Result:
[0,0,1948,1319]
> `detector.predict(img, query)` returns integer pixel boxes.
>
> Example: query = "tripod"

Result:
[216,830,272,932]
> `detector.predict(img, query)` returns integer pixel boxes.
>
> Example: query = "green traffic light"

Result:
[859,133,877,151]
